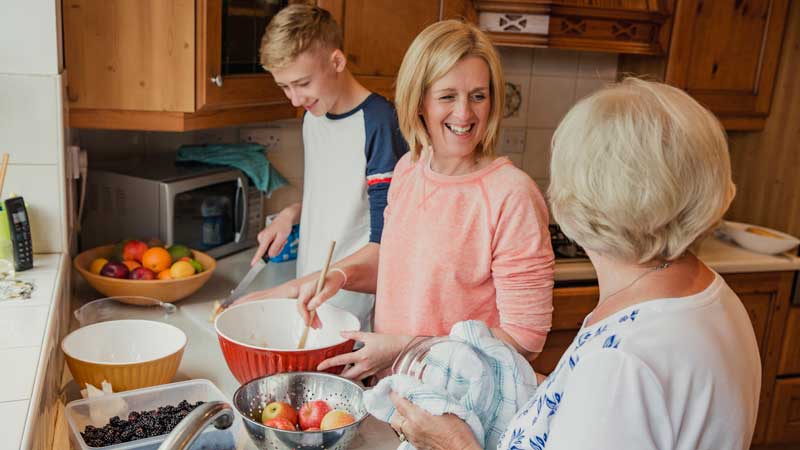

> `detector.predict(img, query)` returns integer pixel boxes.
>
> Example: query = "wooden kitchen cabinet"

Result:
[472,0,673,55]
[539,271,794,446]
[765,378,800,445]
[316,0,476,99]
[64,0,296,131]
[779,309,800,375]
[663,0,791,130]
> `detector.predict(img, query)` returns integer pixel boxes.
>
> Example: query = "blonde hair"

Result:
[395,20,504,160]
[548,78,736,263]
[260,4,342,71]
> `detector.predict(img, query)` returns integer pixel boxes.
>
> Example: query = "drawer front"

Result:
[779,309,800,375]
[766,378,800,444]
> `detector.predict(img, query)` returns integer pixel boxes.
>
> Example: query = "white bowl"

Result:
[215,298,360,351]
[721,221,800,255]
[62,319,187,391]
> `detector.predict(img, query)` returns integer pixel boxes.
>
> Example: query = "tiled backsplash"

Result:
[75,48,617,217]
[497,48,618,192]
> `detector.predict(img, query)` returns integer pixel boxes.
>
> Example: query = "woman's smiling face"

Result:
[421,56,491,160]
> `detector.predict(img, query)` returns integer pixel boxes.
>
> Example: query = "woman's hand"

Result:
[389,391,482,450]
[295,269,347,328]
[317,332,412,380]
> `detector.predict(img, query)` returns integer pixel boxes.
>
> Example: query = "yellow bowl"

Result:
[62,319,186,392]
[73,245,216,303]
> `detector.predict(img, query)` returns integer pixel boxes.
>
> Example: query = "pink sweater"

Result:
[374,153,554,352]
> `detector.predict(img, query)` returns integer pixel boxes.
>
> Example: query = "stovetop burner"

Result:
[549,224,588,261]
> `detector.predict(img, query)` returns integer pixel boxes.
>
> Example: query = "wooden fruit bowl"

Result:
[73,245,216,303]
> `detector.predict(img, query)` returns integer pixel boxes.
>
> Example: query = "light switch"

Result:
[500,128,526,154]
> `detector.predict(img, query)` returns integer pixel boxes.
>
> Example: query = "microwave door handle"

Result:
[234,178,247,242]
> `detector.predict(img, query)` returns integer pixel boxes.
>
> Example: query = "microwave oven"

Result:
[81,156,264,258]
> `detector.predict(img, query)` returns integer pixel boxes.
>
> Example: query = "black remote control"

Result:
[4,196,33,271]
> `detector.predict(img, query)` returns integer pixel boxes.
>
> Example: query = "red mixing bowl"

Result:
[214,299,360,384]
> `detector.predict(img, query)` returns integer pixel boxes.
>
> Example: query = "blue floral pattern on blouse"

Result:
[497,309,641,449]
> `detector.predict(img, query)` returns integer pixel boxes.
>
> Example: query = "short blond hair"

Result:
[395,20,504,160]
[548,78,736,263]
[260,4,342,71]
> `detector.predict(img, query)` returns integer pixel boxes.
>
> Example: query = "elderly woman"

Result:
[294,20,555,380]
[388,78,761,450]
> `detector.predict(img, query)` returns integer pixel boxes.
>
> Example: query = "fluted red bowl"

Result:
[215,299,360,384]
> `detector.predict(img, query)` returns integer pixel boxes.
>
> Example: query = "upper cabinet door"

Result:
[197,0,290,111]
[317,0,475,99]
[665,0,790,130]
[63,0,196,113]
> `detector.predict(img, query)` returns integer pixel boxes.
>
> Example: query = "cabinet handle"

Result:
[210,75,224,87]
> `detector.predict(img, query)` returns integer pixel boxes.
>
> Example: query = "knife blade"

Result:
[219,255,270,309]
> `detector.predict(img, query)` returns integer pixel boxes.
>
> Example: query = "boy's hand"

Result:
[251,212,294,266]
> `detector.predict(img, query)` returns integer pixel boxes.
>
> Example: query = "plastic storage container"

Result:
[65,379,242,450]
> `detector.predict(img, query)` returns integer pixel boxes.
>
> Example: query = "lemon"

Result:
[89,258,108,275]
[170,260,195,279]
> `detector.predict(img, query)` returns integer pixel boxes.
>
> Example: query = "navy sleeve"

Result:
[363,95,409,243]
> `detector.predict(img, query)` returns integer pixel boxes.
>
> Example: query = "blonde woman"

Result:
[296,20,555,380]
[387,79,761,450]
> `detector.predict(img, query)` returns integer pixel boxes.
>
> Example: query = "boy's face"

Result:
[271,46,345,117]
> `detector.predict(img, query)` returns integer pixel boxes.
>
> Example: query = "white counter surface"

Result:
[555,236,800,281]
[0,253,68,450]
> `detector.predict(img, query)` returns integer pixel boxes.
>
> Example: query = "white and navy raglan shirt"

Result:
[297,93,407,330]
[498,271,761,450]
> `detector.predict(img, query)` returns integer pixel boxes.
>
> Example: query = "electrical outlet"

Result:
[499,128,526,154]
[240,128,282,151]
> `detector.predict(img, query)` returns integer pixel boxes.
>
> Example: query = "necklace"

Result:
[599,261,672,304]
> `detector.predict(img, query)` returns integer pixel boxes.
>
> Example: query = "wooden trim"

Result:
[69,103,297,132]
[473,0,551,15]
[778,308,800,375]
[486,31,549,48]
[719,116,767,131]
[548,36,664,55]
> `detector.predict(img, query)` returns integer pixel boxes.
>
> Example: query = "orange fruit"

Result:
[170,261,195,279]
[157,269,173,280]
[89,258,108,275]
[142,247,172,273]
[122,260,141,271]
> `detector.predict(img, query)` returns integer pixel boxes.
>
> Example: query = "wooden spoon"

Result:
[297,240,336,349]
[0,153,9,200]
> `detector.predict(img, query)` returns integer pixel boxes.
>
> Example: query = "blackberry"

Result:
[81,399,206,447]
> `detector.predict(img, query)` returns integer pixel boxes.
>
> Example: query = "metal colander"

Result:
[233,372,367,450]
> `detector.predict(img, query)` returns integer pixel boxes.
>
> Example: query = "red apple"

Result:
[100,261,129,279]
[263,417,296,431]
[261,401,298,426]
[320,410,355,431]
[129,267,156,280]
[122,240,149,262]
[298,400,332,430]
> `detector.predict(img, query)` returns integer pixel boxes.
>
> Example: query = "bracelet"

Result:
[329,267,348,288]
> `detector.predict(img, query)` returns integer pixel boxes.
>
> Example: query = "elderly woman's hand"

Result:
[389,391,482,450]
[316,332,411,380]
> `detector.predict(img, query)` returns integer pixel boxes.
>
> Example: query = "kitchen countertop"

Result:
[43,234,800,449]
[555,235,800,281]
[0,253,68,450]
[63,250,400,450]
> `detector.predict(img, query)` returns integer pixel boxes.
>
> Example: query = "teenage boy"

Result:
[235,4,407,332]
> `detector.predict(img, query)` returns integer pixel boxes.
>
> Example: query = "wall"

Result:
[0,0,68,254]
[726,0,800,236]
[75,48,617,220]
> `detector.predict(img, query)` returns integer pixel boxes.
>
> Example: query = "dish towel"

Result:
[177,144,288,194]
[363,320,539,450]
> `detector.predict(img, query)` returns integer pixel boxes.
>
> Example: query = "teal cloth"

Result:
[177,144,288,194]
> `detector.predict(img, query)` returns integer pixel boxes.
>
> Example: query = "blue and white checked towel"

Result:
[364,321,539,450]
